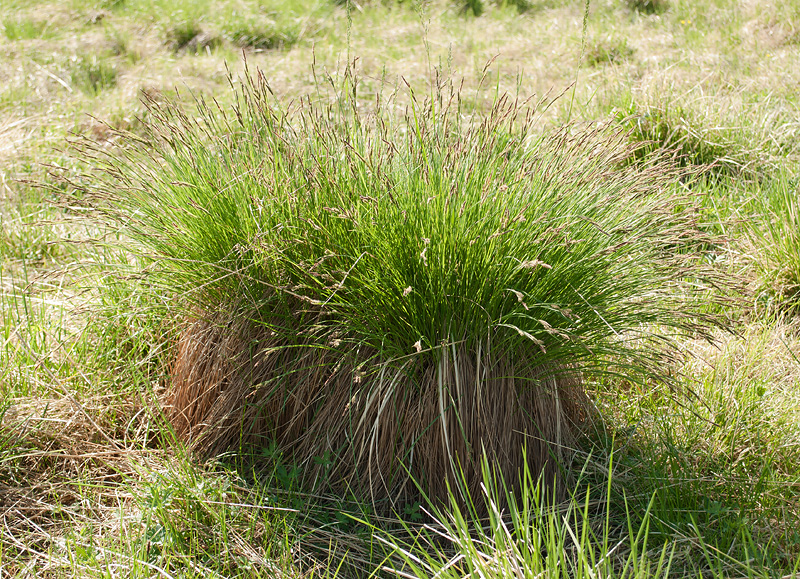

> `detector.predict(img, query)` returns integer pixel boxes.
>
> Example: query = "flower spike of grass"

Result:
[72,62,731,512]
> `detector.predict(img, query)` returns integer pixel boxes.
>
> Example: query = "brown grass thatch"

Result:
[166,307,590,511]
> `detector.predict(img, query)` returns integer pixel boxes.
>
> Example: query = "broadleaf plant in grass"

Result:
[75,64,727,512]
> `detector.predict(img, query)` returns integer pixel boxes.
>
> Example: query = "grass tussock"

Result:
[455,0,535,16]
[73,65,730,511]
[69,54,119,96]
[2,0,800,574]
[626,0,669,16]
[2,16,52,41]
[584,37,635,67]
[617,101,765,180]
[225,19,300,50]
[748,170,800,312]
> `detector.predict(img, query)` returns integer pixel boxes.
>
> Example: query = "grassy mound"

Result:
[77,67,726,510]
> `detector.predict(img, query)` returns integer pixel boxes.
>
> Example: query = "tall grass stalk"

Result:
[73,64,727,508]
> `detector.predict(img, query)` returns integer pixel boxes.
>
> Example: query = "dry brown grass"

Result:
[0,395,147,577]
[167,309,591,511]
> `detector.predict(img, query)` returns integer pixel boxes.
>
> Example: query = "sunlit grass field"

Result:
[2,0,800,577]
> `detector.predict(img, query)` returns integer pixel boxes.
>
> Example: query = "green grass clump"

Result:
[166,20,201,50]
[225,19,300,50]
[2,17,51,40]
[132,459,298,576]
[455,0,533,16]
[626,0,669,15]
[584,37,634,67]
[748,170,800,312]
[86,73,721,371]
[69,55,118,96]
[75,67,727,509]
[0,179,76,266]
[380,455,644,578]
[163,16,226,54]
[617,101,762,180]
[377,447,798,578]
[460,0,485,15]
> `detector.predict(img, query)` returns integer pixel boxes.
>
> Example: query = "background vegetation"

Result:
[2,0,800,577]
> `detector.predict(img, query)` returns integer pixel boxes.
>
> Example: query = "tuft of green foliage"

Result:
[505,0,533,12]
[166,19,204,50]
[2,0,800,574]
[375,447,797,577]
[65,65,736,514]
[616,102,762,180]
[78,68,726,388]
[132,459,298,577]
[584,36,634,67]
[112,0,332,54]
[225,19,300,50]
[1,17,51,40]
[456,0,533,15]
[749,170,800,312]
[626,0,669,15]
[69,55,118,96]
[460,0,485,16]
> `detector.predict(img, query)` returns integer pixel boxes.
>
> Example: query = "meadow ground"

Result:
[2,0,800,577]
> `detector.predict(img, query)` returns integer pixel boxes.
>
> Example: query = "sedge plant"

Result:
[72,64,728,511]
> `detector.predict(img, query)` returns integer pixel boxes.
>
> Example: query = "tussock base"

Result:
[167,311,589,509]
